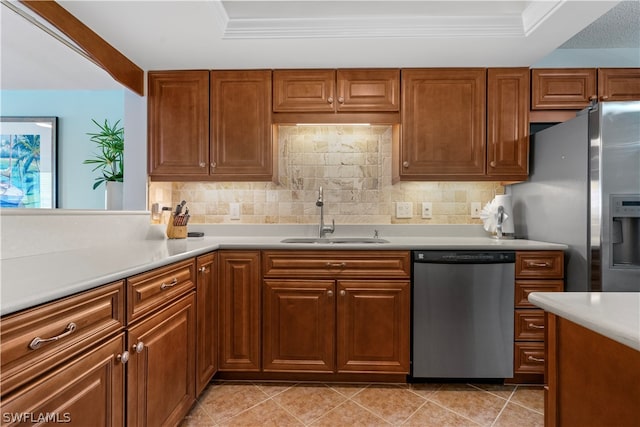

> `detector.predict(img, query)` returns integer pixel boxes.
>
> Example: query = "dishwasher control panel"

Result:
[414,251,515,264]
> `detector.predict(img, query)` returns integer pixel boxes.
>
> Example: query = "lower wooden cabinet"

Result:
[196,252,218,395]
[218,250,262,372]
[1,333,126,427]
[262,251,411,375]
[126,292,196,427]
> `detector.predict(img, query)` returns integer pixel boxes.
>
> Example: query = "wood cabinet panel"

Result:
[263,280,335,372]
[515,280,564,308]
[514,341,545,374]
[516,251,564,279]
[545,313,640,427]
[218,251,261,371]
[127,258,195,324]
[515,309,545,341]
[210,70,273,180]
[598,67,640,101]
[336,69,400,112]
[1,281,124,396]
[0,333,126,427]
[487,68,529,178]
[531,68,597,109]
[148,70,210,178]
[336,280,410,373]
[400,68,486,179]
[127,293,196,427]
[273,70,336,112]
[196,252,217,395]
[262,250,410,279]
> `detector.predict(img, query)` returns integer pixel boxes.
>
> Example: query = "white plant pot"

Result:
[105,181,124,210]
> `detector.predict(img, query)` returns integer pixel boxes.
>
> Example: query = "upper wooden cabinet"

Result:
[400,68,487,180]
[531,68,640,110]
[598,68,640,101]
[148,70,273,181]
[273,69,400,113]
[487,68,530,179]
[148,70,210,179]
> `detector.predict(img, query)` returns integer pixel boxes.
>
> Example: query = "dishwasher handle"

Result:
[413,251,515,264]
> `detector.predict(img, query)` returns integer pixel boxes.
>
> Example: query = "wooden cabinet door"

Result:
[210,70,273,180]
[0,333,125,427]
[273,69,336,112]
[598,68,640,101]
[263,280,335,372]
[148,70,210,179]
[336,69,400,112]
[218,251,261,371]
[531,68,597,109]
[196,252,217,395]
[487,68,529,179]
[336,280,410,373]
[127,293,196,427]
[400,68,486,179]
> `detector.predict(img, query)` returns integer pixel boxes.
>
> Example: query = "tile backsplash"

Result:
[149,125,504,224]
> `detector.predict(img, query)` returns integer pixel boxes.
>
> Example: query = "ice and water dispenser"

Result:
[611,195,640,267]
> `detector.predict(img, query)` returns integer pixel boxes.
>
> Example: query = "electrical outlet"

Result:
[396,202,413,219]
[421,202,433,219]
[471,202,482,218]
[230,202,241,220]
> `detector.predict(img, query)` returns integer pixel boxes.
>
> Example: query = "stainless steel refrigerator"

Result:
[509,101,640,292]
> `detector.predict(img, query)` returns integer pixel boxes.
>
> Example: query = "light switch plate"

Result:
[421,202,433,219]
[396,202,413,218]
[230,202,241,220]
[471,202,482,218]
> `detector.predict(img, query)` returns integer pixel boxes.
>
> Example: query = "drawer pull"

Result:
[132,341,145,353]
[325,262,346,268]
[527,355,545,363]
[117,351,130,364]
[29,322,77,350]
[528,323,545,329]
[198,266,207,273]
[160,278,178,290]
[327,290,334,297]
[526,262,551,268]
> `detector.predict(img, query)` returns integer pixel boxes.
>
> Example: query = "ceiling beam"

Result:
[20,0,144,95]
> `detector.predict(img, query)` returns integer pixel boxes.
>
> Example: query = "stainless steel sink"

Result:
[281,237,389,244]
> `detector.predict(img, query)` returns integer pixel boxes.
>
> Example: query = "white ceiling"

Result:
[1,0,638,91]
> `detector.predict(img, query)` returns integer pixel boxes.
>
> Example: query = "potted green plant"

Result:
[84,119,124,209]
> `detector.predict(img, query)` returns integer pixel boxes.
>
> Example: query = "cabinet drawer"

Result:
[1,281,125,396]
[531,68,596,109]
[515,310,545,341]
[515,280,564,308]
[127,259,195,323]
[516,251,564,278]
[262,251,410,278]
[514,342,545,374]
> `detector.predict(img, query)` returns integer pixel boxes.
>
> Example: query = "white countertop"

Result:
[1,229,566,316]
[528,292,640,352]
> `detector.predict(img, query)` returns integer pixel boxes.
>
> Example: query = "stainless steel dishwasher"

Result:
[412,251,515,379]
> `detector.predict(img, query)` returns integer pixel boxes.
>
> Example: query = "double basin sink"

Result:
[281,237,389,244]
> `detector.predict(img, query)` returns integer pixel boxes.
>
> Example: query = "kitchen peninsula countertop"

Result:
[529,292,640,351]
[1,227,566,316]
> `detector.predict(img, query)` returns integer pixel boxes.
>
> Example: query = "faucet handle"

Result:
[327,219,335,234]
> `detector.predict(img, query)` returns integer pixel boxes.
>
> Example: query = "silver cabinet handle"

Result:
[527,355,544,363]
[527,262,551,268]
[327,97,334,104]
[402,161,409,168]
[132,341,145,353]
[327,290,334,297]
[489,160,496,168]
[199,162,206,168]
[117,351,130,364]
[160,278,178,290]
[29,322,77,350]
[325,262,346,268]
[211,162,217,169]
[199,266,207,273]
[338,97,344,103]
[340,290,346,296]
[528,323,545,329]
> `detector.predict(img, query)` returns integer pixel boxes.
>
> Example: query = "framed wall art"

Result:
[0,117,57,208]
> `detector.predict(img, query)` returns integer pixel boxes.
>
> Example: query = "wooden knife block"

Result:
[166,214,188,239]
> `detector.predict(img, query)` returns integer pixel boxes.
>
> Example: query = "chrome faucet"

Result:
[316,186,335,238]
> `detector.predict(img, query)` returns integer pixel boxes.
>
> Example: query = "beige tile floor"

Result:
[180,381,544,427]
